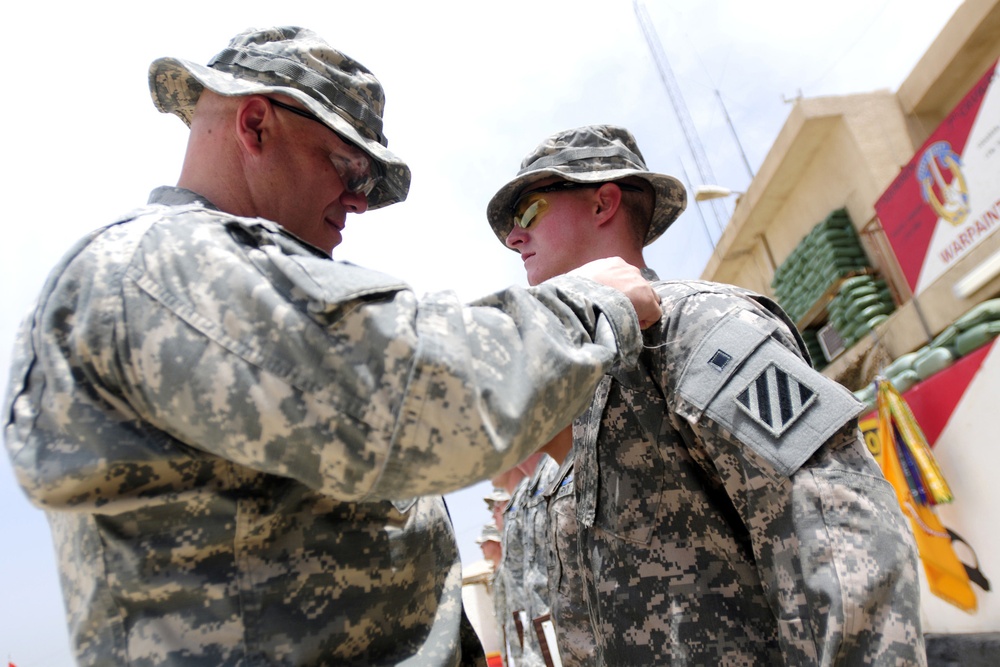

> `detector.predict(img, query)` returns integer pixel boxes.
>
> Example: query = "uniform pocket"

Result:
[582,383,666,546]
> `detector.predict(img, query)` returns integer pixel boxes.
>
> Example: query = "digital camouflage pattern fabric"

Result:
[3,187,642,666]
[520,456,560,667]
[490,554,509,664]
[496,473,537,666]
[544,446,597,666]
[572,273,925,666]
[495,455,558,667]
[150,26,410,210]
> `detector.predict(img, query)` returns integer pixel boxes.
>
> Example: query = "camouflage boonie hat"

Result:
[484,488,511,509]
[476,522,502,544]
[487,124,686,247]
[149,26,410,210]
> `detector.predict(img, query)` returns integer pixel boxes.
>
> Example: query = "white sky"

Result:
[0,1,965,663]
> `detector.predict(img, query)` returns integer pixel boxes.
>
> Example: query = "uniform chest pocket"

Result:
[242,231,407,323]
[579,383,666,546]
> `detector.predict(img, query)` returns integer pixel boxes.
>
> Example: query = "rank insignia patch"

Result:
[708,349,732,371]
[735,362,816,437]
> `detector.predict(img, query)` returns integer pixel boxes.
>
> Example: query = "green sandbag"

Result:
[865,313,890,330]
[848,314,889,341]
[857,303,892,322]
[888,368,920,393]
[845,294,883,321]
[854,384,876,409]
[843,284,878,300]
[955,320,1000,357]
[811,230,854,247]
[825,208,851,223]
[930,324,960,353]
[839,275,875,292]
[884,350,921,377]
[814,243,865,260]
[953,299,1000,332]
[913,346,954,380]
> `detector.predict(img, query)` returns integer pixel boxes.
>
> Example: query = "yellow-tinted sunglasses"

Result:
[511,181,644,231]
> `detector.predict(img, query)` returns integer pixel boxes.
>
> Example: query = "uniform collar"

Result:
[148,185,221,210]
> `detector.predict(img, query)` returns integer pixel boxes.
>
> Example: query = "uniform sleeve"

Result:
[108,219,641,500]
[664,289,919,665]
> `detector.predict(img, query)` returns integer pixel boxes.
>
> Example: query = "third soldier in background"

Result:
[485,124,925,666]
[495,453,560,666]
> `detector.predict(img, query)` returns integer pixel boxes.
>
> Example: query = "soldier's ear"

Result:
[236,96,271,155]
[594,182,623,226]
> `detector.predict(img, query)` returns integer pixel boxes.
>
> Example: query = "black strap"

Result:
[948,528,992,592]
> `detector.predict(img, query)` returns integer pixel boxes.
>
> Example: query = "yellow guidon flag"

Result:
[872,377,976,613]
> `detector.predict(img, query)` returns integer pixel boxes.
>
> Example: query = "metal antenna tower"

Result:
[633,0,726,235]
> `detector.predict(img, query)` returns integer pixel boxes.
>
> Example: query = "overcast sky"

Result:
[0,0,965,664]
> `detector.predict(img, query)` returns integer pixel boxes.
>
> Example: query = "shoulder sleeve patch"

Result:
[734,362,817,437]
[678,311,863,477]
[677,309,778,412]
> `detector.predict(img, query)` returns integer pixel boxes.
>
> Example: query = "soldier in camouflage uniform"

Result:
[544,443,598,666]
[486,125,925,665]
[2,31,663,666]
[484,487,511,532]
[495,453,564,667]
[520,455,561,667]
[495,476,527,665]
[476,522,503,572]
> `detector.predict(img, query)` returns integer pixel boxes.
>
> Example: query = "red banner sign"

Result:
[875,60,1000,295]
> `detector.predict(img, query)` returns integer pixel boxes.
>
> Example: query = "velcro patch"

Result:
[677,309,863,477]
[708,349,732,371]
[735,362,817,437]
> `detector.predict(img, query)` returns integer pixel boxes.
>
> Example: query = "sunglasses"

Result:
[266,97,381,197]
[511,181,644,231]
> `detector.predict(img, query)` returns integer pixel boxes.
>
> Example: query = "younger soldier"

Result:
[486,125,925,666]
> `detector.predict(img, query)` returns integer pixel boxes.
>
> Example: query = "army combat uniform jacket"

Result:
[543,448,597,666]
[496,456,558,667]
[520,455,560,667]
[573,275,924,665]
[497,475,532,666]
[3,187,642,666]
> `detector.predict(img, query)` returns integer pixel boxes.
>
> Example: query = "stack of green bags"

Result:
[826,275,895,348]
[771,209,871,322]
[854,298,1000,409]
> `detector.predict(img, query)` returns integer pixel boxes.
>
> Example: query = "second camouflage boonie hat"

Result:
[476,522,502,544]
[483,488,511,509]
[149,26,410,210]
[487,124,686,247]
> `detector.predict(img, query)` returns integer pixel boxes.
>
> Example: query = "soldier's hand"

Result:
[569,257,661,329]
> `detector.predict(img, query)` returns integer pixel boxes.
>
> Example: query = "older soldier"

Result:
[486,125,925,665]
[2,30,661,666]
